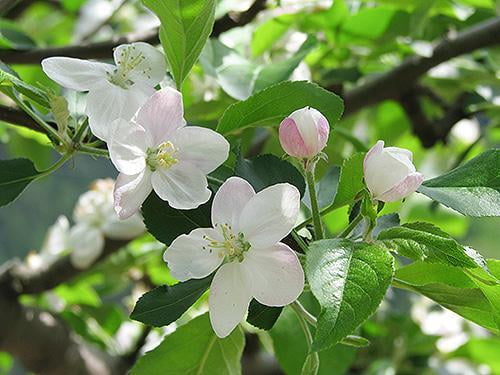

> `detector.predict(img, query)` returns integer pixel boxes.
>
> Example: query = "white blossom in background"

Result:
[164,177,304,338]
[364,140,424,203]
[73,0,120,41]
[41,42,166,141]
[70,179,146,269]
[109,87,230,219]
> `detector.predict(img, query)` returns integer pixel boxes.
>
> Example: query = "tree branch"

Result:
[0,238,128,296]
[0,292,127,375]
[0,0,267,64]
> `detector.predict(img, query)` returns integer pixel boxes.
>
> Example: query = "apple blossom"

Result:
[70,179,146,269]
[279,106,329,159]
[41,42,166,141]
[164,177,304,338]
[364,140,424,203]
[109,87,230,219]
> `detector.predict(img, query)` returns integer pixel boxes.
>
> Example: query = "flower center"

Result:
[106,45,151,89]
[203,224,251,263]
[146,141,178,171]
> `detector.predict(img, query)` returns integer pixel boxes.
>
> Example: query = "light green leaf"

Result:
[306,239,394,351]
[251,14,296,56]
[330,152,365,210]
[417,149,500,217]
[217,80,343,135]
[0,158,40,207]
[377,222,479,268]
[132,313,245,375]
[0,66,49,107]
[143,0,216,87]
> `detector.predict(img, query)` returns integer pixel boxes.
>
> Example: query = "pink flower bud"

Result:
[279,107,329,159]
[364,140,424,203]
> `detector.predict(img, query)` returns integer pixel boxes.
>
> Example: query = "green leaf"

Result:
[394,261,500,334]
[217,81,343,135]
[330,152,365,210]
[132,313,245,375]
[303,166,340,210]
[0,20,36,49]
[130,276,212,327]
[0,158,40,207]
[141,192,212,246]
[417,149,500,217]
[251,14,296,56]
[246,299,283,330]
[235,154,306,197]
[452,337,500,374]
[143,0,216,87]
[306,239,394,351]
[0,67,49,107]
[377,222,479,268]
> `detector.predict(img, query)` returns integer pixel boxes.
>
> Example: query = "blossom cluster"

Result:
[42,43,424,337]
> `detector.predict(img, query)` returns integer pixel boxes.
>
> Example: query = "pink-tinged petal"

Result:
[135,87,186,146]
[42,57,112,91]
[113,42,166,86]
[239,183,300,248]
[114,170,153,220]
[108,119,151,175]
[209,262,252,338]
[211,177,255,231]
[151,161,211,210]
[163,228,224,282]
[315,111,330,151]
[86,81,153,141]
[376,172,424,202]
[242,243,304,306]
[69,224,105,269]
[363,140,384,176]
[171,126,229,174]
[279,117,309,158]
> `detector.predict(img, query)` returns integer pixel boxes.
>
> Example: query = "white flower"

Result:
[69,179,145,269]
[164,177,304,338]
[364,140,424,203]
[109,87,230,219]
[41,42,166,141]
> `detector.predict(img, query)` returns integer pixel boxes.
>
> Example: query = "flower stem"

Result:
[305,164,324,240]
[78,145,109,158]
[291,302,319,375]
[339,213,363,238]
[38,153,72,179]
[73,118,89,143]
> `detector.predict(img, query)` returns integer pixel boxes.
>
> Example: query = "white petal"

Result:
[69,224,105,269]
[102,213,145,240]
[42,57,112,91]
[151,161,211,210]
[239,183,300,248]
[114,170,153,220]
[108,119,151,175]
[376,172,424,202]
[209,262,252,338]
[135,87,186,146]
[211,177,255,231]
[40,215,70,256]
[86,81,153,141]
[163,228,224,281]
[113,42,166,86]
[172,126,230,174]
[384,146,413,162]
[242,243,304,306]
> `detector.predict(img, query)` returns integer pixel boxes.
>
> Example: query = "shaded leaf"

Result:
[0,158,40,207]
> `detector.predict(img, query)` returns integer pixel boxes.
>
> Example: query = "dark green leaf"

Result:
[132,313,244,375]
[235,154,306,197]
[0,158,40,207]
[246,299,283,330]
[306,239,394,351]
[418,149,500,217]
[143,0,216,87]
[303,166,340,210]
[141,192,212,246]
[130,276,212,327]
[217,81,343,135]
[377,222,478,268]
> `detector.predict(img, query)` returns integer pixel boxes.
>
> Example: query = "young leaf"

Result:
[130,276,212,327]
[0,66,49,107]
[246,299,283,330]
[217,81,343,135]
[306,239,394,351]
[377,222,479,268]
[0,158,40,207]
[235,154,306,197]
[132,313,244,375]
[418,149,500,217]
[329,152,365,210]
[143,0,216,87]
[141,192,212,246]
